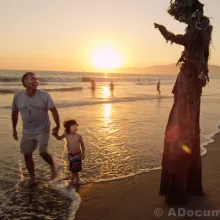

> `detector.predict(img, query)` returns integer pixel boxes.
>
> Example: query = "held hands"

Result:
[52,126,59,136]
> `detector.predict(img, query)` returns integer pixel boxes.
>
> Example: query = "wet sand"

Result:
[75,128,220,220]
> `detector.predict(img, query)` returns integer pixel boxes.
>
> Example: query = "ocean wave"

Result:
[73,125,220,186]
[0,87,83,94]
[0,77,20,82]
[45,87,82,92]
[0,75,176,83]
[0,76,81,83]
[0,89,15,94]
[56,95,172,108]
[0,95,172,109]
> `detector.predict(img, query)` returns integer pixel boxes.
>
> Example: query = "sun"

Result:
[92,46,123,69]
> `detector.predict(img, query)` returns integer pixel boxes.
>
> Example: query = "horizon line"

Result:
[0,63,220,73]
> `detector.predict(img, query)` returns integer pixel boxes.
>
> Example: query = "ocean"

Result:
[0,69,220,219]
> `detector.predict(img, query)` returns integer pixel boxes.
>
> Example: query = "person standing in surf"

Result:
[91,79,96,92]
[110,81,114,93]
[157,79,161,95]
[11,72,60,186]
[53,119,85,190]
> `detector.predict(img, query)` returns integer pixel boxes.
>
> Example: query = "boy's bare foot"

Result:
[51,166,57,180]
[66,182,74,191]
[25,178,36,187]
[74,180,80,185]
[74,182,80,191]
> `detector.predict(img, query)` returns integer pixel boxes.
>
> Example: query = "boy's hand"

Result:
[81,153,85,160]
[52,126,59,136]
[52,129,58,136]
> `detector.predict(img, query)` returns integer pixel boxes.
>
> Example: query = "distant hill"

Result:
[118,64,220,77]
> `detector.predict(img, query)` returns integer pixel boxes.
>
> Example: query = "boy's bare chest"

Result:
[66,135,80,145]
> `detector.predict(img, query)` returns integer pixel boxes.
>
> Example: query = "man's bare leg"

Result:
[40,152,57,180]
[24,153,36,186]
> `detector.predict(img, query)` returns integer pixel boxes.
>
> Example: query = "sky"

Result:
[0,0,219,71]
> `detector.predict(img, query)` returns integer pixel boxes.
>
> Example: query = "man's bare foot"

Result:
[25,178,36,187]
[51,166,57,180]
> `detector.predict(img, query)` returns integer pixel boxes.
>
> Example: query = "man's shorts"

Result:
[68,152,82,173]
[20,132,50,154]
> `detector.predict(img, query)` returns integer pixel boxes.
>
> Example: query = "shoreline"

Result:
[71,123,220,186]
[75,127,220,220]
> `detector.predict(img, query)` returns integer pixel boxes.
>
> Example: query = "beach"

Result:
[75,128,220,220]
[0,70,220,219]
[1,0,219,218]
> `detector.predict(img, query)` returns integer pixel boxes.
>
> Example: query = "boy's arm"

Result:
[79,135,85,159]
[53,133,66,140]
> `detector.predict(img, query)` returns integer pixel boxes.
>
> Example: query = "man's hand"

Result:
[52,132,57,137]
[51,126,59,136]
[13,130,18,140]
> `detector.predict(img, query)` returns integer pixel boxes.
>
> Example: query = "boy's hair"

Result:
[63,119,79,134]
[21,72,35,87]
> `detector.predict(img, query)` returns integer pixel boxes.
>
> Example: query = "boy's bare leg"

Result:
[67,173,76,190]
[40,152,57,180]
[75,172,80,184]
[24,153,36,186]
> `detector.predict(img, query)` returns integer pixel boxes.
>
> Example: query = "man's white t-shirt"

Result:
[12,90,55,135]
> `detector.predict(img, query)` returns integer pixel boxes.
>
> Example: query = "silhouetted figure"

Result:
[91,80,96,92]
[157,79,161,95]
[110,81,114,92]
[155,0,212,205]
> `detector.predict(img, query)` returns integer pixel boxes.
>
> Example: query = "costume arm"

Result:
[154,23,188,46]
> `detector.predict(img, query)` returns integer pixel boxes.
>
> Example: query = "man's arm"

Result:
[79,135,85,159]
[52,133,66,140]
[49,107,60,134]
[12,110,19,140]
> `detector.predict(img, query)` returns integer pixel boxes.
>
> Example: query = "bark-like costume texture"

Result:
[154,0,213,204]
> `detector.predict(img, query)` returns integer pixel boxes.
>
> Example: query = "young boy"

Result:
[52,119,85,189]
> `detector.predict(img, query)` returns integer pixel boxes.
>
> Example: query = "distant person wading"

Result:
[157,79,161,95]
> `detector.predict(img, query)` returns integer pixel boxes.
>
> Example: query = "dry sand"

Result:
[75,129,220,220]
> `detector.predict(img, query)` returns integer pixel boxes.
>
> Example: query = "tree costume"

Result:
[154,0,213,204]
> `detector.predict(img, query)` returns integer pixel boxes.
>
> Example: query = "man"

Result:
[11,72,60,186]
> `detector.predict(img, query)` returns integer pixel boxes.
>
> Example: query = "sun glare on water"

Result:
[92,46,123,69]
